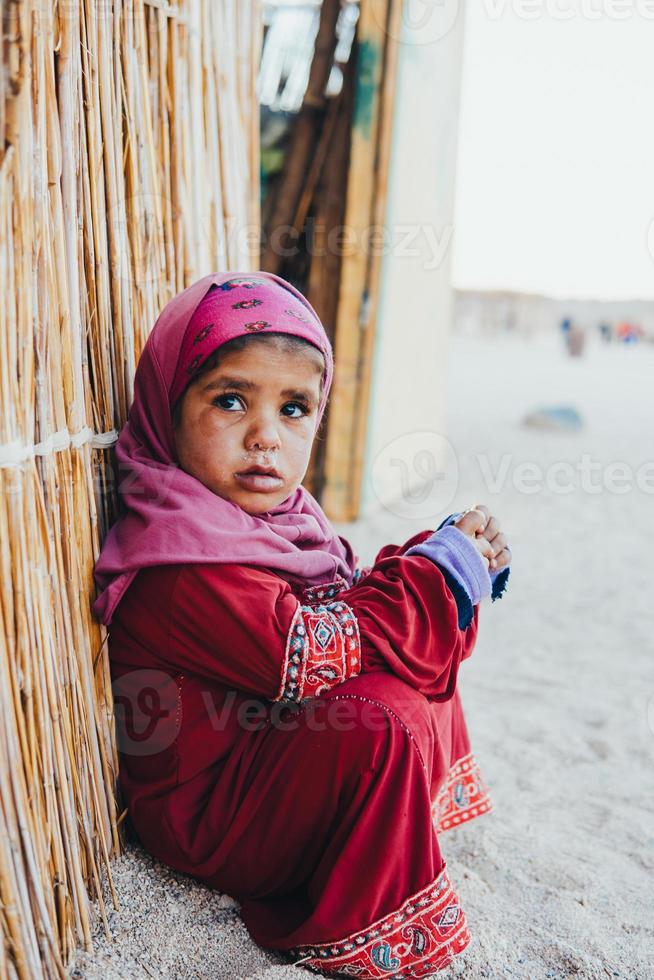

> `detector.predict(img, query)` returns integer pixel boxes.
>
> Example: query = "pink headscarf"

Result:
[92,271,357,626]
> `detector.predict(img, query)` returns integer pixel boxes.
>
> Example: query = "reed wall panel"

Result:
[0,2,261,974]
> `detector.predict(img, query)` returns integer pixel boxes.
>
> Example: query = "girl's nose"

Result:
[245,414,281,452]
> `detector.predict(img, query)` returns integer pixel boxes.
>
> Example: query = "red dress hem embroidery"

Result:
[288,864,470,979]
[432,751,493,834]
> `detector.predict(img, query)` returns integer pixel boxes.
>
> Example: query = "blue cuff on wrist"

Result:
[435,567,475,629]
[491,565,510,601]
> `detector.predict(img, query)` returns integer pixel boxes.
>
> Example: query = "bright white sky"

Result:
[451,1,654,300]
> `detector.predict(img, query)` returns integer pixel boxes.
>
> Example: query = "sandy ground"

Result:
[68,330,654,980]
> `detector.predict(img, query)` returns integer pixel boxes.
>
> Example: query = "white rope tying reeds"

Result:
[0,429,119,468]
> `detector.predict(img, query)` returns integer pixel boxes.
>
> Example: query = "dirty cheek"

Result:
[199,451,232,484]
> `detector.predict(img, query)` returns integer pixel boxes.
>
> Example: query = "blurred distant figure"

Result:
[560,317,571,352]
[567,322,586,356]
[560,317,585,356]
[598,322,613,344]
[616,321,642,344]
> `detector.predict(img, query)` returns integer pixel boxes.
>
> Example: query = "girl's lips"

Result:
[235,472,284,493]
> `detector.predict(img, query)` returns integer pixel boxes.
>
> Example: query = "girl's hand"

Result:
[453,504,511,573]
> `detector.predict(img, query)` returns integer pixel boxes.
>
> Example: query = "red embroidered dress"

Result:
[109,528,493,978]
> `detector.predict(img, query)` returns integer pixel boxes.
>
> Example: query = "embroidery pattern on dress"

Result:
[277,590,362,702]
[289,864,470,979]
[431,752,493,833]
[300,576,349,603]
[352,565,373,585]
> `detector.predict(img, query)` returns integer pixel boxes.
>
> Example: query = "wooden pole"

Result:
[304,51,358,499]
[260,0,342,274]
[321,0,402,520]
[348,0,404,517]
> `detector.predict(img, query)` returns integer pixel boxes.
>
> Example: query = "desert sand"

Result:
[68,329,654,979]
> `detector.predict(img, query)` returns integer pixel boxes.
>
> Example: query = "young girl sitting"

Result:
[93,271,511,979]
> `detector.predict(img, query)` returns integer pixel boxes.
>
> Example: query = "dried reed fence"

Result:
[0,1,261,975]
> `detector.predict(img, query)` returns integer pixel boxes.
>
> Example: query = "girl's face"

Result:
[173,342,323,515]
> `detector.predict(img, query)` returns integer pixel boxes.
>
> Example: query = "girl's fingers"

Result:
[482,516,500,542]
[489,531,507,555]
[454,504,490,537]
[452,503,511,571]
[471,503,491,525]
[491,547,511,570]
[474,535,494,566]
[453,505,510,571]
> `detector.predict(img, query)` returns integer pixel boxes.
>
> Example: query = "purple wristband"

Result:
[437,511,510,588]
[405,524,492,605]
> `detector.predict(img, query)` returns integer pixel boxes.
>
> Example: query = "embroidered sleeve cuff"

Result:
[276,599,362,703]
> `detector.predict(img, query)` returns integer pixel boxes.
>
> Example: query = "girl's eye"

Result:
[213,394,310,418]
[213,394,244,412]
[281,402,310,418]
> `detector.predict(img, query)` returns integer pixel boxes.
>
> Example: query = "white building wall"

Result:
[359,0,467,523]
